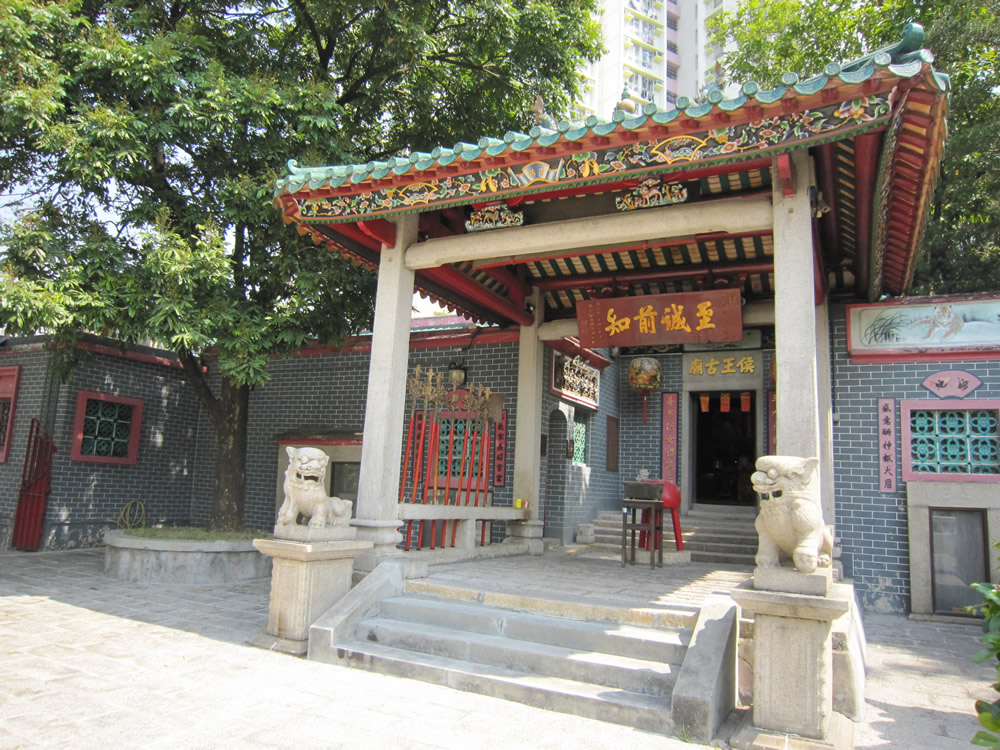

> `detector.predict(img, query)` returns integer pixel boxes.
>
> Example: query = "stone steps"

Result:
[593,508,757,566]
[319,585,695,734]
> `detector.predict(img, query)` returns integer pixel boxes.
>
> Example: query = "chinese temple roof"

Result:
[274,24,949,325]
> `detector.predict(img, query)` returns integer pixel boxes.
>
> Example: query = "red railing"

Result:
[11,419,57,551]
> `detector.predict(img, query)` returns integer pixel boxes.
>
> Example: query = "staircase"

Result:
[319,579,698,734]
[592,505,757,567]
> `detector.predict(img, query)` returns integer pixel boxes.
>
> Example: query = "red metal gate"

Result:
[11,419,56,551]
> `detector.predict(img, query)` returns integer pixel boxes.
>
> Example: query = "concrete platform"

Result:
[0,546,994,749]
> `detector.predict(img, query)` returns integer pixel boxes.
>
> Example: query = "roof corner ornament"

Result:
[615,177,688,212]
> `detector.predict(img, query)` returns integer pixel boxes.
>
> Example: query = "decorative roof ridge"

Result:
[274,24,946,198]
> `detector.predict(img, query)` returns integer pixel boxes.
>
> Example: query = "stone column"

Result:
[772,149,820,460]
[815,299,836,525]
[506,288,545,554]
[353,214,418,562]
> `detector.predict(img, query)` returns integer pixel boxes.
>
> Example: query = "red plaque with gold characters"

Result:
[576,289,743,349]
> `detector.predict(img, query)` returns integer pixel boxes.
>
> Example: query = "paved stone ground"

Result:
[0,547,994,749]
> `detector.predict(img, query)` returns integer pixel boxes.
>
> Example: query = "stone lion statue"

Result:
[751,455,833,574]
[278,447,352,528]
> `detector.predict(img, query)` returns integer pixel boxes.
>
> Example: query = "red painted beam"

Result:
[815,142,842,266]
[357,219,396,247]
[853,132,882,297]
[420,266,533,326]
[775,153,795,196]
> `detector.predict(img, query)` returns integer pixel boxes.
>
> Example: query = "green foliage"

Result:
[971,580,1000,748]
[710,0,1000,295]
[0,0,602,527]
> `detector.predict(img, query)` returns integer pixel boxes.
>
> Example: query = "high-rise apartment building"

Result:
[572,0,736,120]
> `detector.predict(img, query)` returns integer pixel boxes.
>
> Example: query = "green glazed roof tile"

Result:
[650,109,680,125]
[687,102,716,118]
[840,62,876,84]
[563,125,592,140]
[528,125,558,138]
[275,24,944,199]
[718,95,748,111]
[621,115,648,130]
[755,86,787,104]
[793,75,828,96]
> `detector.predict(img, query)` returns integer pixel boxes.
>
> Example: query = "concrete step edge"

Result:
[379,595,691,659]
[404,578,699,629]
[354,617,679,694]
[329,639,675,734]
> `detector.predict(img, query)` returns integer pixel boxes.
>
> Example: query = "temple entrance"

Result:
[692,391,757,506]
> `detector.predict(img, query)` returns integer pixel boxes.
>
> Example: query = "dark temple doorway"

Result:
[692,391,757,505]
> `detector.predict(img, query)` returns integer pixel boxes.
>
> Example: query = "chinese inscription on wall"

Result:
[878,398,897,493]
[576,289,742,349]
[493,410,507,487]
[687,353,757,377]
[662,393,678,484]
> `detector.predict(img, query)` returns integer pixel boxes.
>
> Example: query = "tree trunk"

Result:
[209,378,250,531]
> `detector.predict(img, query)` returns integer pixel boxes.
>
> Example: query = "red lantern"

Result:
[627,357,661,425]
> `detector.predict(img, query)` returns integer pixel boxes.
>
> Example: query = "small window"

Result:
[70,391,144,465]
[901,400,1000,481]
[572,416,588,465]
[0,366,21,463]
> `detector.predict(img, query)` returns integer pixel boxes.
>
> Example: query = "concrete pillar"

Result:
[507,289,545,554]
[353,214,418,557]
[815,299,836,525]
[772,150,820,460]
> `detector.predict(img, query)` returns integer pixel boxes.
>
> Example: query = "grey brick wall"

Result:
[0,344,56,549]
[830,303,1000,613]
[540,347,622,543]
[41,350,200,548]
[191,339,522,537]
[0,340,200,550]
[619,352,685,488]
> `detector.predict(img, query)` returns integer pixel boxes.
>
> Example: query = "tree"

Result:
[0,0,602,530]
[709,0,1000,295]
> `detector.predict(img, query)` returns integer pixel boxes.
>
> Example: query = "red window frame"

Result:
[900,399,1000,483]
[70,391,144,465]
[0,366,22,463]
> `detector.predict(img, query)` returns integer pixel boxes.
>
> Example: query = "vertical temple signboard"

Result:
[879,398,897,493]
[662,393,678,484]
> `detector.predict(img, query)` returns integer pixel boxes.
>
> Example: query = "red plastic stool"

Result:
[637,480,684,552]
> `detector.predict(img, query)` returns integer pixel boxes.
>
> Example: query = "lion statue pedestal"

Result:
[728,454,855,749]
[249,447,371,655]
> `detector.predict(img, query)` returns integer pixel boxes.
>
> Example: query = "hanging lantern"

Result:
[627,357,661,425]
[720,393,731,412]
[700,393,710,413]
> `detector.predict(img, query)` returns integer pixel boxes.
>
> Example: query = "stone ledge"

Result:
[103,530,271,583]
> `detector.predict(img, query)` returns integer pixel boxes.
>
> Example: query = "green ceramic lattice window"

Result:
[436,416,484,478]
[906,405,1000,478]
[71,391,144,465]
[573,418,588,465]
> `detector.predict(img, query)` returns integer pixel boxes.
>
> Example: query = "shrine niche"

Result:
[551,353,599,410]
